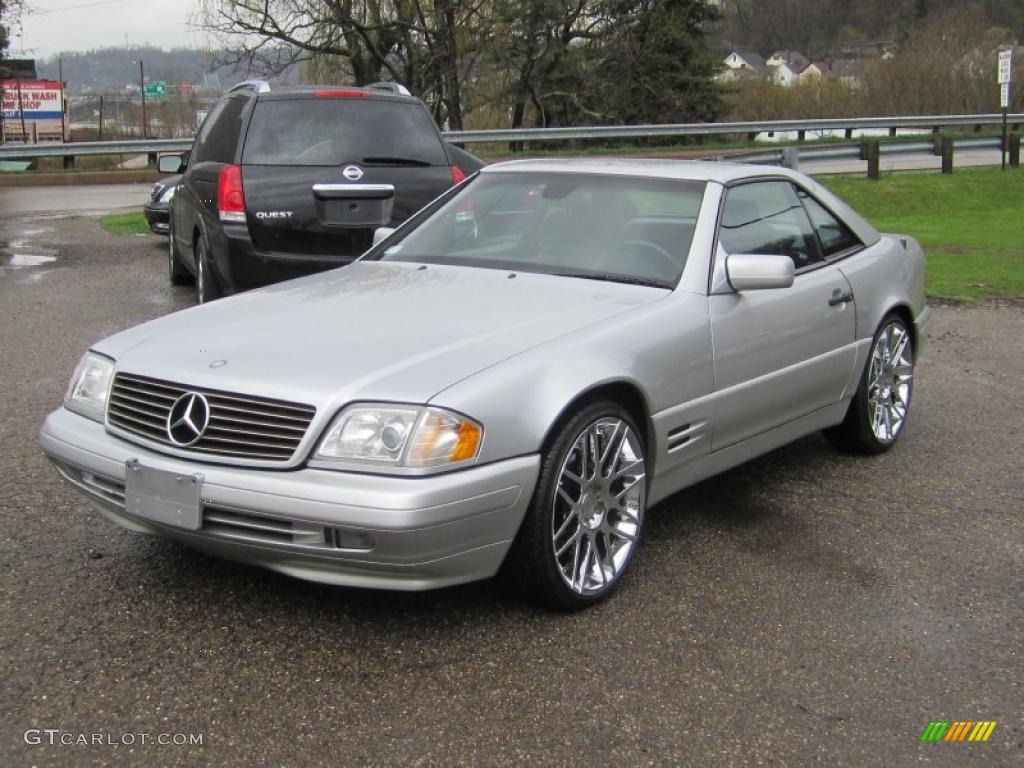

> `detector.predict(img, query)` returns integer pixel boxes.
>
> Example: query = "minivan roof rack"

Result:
[367,81,412,96]
[229,80,271,94]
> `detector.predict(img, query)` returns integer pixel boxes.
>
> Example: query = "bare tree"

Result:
[196,0,486,129]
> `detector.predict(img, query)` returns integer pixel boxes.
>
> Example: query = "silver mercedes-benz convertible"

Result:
[40,159,928,609]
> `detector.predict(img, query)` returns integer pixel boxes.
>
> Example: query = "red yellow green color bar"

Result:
[920,721,997,742]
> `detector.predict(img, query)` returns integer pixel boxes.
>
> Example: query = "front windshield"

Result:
[370,172,706,288]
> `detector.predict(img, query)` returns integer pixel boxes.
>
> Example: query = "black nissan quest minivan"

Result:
[160,81,483,302]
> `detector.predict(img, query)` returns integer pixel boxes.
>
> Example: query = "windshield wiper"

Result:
[552,272,672,289]
[362,156,432,167]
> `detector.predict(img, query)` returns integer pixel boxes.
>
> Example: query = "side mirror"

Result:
[158,154,184,174]
[372,226,396,247]
[726,254,795,291]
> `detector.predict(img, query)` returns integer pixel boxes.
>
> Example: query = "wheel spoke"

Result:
[556,486,577,508]
[618,506,641,525]
[580,540,594,590]
[611,527,637,543]
[612,459,644,481]
[587,428,599,480]
[889,330,909,365]
[555,527,579,557]
[554,510,578,542]
[569,536,582,589]
[594,541,607,587]
[599,422,625,475]
[615,475,645,500]
[602,534,619,580]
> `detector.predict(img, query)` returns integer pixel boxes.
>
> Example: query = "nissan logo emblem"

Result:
[342,165,364,180]
[166,392,211,447]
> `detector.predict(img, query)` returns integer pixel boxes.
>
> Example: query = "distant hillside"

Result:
[34,46,299,95]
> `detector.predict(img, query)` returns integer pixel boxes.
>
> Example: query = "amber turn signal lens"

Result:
[451,420,482,462]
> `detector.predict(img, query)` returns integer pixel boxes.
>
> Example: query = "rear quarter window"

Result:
[192,93,249,164]
[242,98,447,166]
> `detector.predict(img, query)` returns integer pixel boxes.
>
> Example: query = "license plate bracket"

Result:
[124,459,203,531]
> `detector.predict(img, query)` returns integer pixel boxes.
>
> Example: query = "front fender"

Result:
[428,294,714,468]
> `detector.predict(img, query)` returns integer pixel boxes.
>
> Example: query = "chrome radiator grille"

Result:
[107,373,316,461]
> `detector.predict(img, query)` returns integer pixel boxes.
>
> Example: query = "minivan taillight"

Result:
[451,165,466,185]
[218,164,246,223]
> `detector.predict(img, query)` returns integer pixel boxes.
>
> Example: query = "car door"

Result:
[175,93,251,270]
[708,179,858,449]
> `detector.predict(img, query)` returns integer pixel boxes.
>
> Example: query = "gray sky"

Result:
[15,0,204,58]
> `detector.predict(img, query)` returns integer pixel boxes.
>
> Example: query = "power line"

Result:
[25,0,129,15]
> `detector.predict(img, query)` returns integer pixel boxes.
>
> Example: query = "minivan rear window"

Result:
[241,99,448,166]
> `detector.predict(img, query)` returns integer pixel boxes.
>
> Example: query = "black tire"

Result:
[194,234,223,304]
[503,400,648,611]
[824,313,915,454]
[168,217,192,286]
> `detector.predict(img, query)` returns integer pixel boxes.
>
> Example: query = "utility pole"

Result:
[59,57,67,142]
[16,74,27,144]
[139,60,147,139]
[98,94,104,141]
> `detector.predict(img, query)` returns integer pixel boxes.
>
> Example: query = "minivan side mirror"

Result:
[158,154,184,174]
[726,253,795,291]
[373,227,396,247]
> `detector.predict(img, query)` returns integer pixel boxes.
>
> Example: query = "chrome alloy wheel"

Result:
[551,417,646,596]
[867,322,914,443]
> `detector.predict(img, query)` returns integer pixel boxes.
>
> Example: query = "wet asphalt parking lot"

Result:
[0,205,1021,767]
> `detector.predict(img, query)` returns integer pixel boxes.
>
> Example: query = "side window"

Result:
[192,94,249,164]
[719,181,824,270]
[190,98,228,164]
[797,189,863,257]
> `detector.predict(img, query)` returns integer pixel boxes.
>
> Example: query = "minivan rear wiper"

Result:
[362,156,432,167]
[552,272,673,289]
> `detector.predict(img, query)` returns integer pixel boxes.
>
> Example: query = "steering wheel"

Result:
[296,140,334,161]
[613,240,677,276]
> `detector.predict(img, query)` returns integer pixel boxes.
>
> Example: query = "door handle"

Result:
[829,290,854,307]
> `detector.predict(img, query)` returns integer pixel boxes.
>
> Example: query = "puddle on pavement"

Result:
[1,220,61,276]
[0,240,60,272]
[8,253,57,267]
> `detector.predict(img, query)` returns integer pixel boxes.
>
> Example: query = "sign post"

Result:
[998,49,1012,171]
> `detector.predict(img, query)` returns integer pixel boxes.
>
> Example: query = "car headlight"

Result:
[315,404,483,468]
[158,184,176,203]
[65,351,115,422]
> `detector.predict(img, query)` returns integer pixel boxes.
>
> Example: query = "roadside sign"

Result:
[998,50,1012,85]
[143,81,167,99]
[1001,82,1010,109]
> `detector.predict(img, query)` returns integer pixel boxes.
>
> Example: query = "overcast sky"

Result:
[15,0,204,58]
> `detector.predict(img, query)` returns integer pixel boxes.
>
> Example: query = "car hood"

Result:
[96,261,666,409]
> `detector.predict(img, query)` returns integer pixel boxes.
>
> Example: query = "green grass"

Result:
[99,211,150,236]
[820,167,1024,302]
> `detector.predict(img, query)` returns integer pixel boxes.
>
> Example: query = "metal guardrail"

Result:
[0,137,192,159]
[443,114,1024,144]
[732,137,1002,166]
[0,113,1021,161]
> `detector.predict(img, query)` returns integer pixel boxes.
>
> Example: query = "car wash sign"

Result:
[1,80,65,120]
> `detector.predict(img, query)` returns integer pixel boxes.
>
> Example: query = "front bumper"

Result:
[143,204,169,234]
[40,407,540,590]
